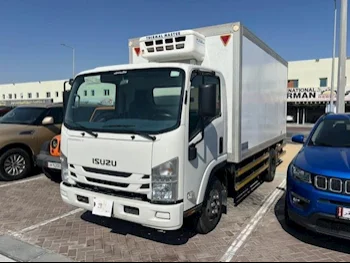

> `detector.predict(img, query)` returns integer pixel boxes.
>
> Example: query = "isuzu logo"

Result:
[92,158,117,167]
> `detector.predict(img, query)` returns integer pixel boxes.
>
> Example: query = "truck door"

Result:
[184,71,225,211]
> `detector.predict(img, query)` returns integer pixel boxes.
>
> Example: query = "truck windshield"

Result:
[310,119,350,147]
[65,68,185,134]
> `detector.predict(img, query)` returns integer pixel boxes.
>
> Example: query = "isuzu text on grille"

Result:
[92,158,117,167]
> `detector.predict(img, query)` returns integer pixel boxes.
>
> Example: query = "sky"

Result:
[0,0,348,84]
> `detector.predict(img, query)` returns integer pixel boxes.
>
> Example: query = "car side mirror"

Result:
[68,78,74,86]
[42,116,54,126]
[292,134,305,144]
[199,84,217,118]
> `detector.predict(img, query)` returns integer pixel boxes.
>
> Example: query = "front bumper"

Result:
[60,182,184,231]
[36,152,61,170]
[288,209,350,240]
[286,168,350,240]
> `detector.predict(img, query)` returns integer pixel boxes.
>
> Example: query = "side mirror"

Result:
[63,90,71,112]
[69,78,74,86]
[292,134,305,144]
[199,84,217,118]
[42,116,54,126]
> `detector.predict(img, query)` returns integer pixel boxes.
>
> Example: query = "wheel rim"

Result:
[206,189,221,222]
[4,154,26,176]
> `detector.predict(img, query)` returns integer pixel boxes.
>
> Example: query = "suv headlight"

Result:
[151,158,179,203]
[60,153,75,185]
[291,164,312,184]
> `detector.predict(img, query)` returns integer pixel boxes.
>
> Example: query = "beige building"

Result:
[288,57,350,88]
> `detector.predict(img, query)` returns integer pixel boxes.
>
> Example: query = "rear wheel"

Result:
[0,148,32,181]
[195,177,224,234]
[263,148,277,182]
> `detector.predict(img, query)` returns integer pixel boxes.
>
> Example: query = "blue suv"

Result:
[285,113,350,240]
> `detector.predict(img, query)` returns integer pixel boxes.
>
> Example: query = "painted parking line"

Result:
[220,179,286,262]
[19,208,84,234]
[0,175,45,189]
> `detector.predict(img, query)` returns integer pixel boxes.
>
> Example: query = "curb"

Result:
[0,235,73,262]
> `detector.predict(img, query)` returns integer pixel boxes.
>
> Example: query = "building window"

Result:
[288,80,299,88]
[46,92,51,98]
[36,92,40,98]
[104,89,110,96]
[20,93,23,99]
[14,94,17,99]
[28,93,32,99]
[8,94,12,99]
[84,90,87,96]
[91,90,95,96]
[56,91,59,98]
[320,78,328,87]
[2,95,5,100]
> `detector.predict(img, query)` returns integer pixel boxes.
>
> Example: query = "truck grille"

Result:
[69,164,151,194]
[75,182,148,202]
[314,175,350,195]
[82,166,131,178]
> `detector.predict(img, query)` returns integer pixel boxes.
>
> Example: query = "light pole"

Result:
[336,0,348,113]
[330,0,337,113]
[61,43,75,78]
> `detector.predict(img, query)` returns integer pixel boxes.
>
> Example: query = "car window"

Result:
[48,107,64,124]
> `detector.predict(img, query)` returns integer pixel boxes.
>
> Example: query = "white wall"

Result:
[288,57,350,88]
[0,79,118,104]
[0,80,66,103]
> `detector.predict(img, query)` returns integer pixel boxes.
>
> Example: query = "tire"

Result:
[263,148,277,182]
[0,148,32,181]
[43,167,62,183]
[195,177,224,234]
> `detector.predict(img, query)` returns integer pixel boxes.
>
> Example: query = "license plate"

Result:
[337,207,350,221]
[47,162,61,170]
[92,197,113,218]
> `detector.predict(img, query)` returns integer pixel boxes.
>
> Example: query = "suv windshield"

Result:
[65,68,185,134]
[0,107,46,125]
[310,119,350,147]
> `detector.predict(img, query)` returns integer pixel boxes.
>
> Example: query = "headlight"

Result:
[291,164,312,184]
[51,138,58,149]
[60,153,75,185]
[151,158,179,203]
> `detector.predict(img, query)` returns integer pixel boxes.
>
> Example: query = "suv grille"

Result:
[314,175,350,195]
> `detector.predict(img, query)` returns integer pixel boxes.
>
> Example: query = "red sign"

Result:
[220,35,231,46]
[134,47,141,56]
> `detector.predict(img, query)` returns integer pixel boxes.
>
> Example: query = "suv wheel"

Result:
[0,148,32,181]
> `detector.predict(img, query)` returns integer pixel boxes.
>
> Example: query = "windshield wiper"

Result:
[315,142,335,147]
[67,122,98,138]
[129,130,156,141]
[102,124,156,141]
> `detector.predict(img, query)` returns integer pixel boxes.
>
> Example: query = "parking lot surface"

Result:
[1,143,349,262]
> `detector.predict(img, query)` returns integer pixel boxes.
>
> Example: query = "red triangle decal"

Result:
[134,47,141,56]
[220,35,231,46]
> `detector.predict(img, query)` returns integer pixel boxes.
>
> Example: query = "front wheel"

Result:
[195,177,224,234]
[0,148,32,181]
[263,148,277,182]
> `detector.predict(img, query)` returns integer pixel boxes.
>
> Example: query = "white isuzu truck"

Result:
[60,22,287,234]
